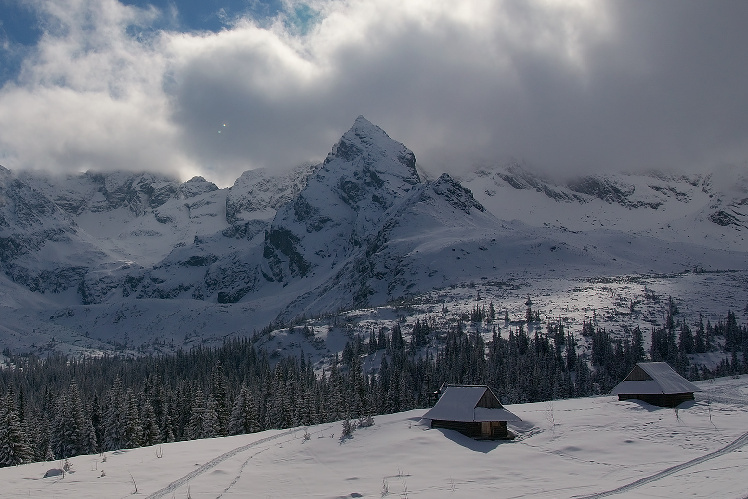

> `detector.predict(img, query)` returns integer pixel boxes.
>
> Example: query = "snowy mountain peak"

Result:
[1,118,748,355]
[262,118,421,284]
[325,116,419,186]
[431,173,485,214]
[179,176,219,199]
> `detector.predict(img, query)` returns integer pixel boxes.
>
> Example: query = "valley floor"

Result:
[3,376,748,498]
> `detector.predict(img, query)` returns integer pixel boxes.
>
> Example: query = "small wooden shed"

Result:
[422,385,520,439]
[611,362,701,407]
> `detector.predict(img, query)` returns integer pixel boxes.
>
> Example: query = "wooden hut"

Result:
[422,385,520,439]
[611,362,700,407]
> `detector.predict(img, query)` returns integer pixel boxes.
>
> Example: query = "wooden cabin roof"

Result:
[422,385,521,422]
[611,362,701,395]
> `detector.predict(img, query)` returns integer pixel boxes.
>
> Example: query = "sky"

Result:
[0,0,747,186]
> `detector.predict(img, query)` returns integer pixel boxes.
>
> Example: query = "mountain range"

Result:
[1,116,747,356]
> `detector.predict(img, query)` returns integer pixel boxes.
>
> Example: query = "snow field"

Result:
[3,376,748,498]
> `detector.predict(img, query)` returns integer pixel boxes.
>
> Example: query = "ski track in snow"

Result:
[574,389,748,499]
[214,444,271,499]
[145,425,334,499]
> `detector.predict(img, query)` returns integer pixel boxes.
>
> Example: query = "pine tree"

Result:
[391,324,404,352]
[140,399,161,446]
[161,401,176,443]
[202,395,221,438]
[631,326,645,362]
[368,329,377,354]
[377,327,387,351]
[81,412,98,455]
[210,362,230,436]
[0,393,32,467]
[574,357,593,396]
[725,311,740,353]
[50,384,91,459]
[103,377,125,451]
[695,315,706,353]
[90,393,104,452]
[122,388,143,449]
[29,413,52,462]
[678,322,694,354]
[327,356,344,421]
[666,296,678,331]
[525,296,533,326]
[341,417,353,440]
[229,386,259,435]
[188,389,206,440]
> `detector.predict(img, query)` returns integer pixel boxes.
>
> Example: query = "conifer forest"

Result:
[1,305,747,468]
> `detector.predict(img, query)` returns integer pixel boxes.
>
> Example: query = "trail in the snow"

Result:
[214,444,272,499]
[144,425,333,499]
[574,430,748,498]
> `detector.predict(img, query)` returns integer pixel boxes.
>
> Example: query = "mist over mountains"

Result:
[0,117,747,355]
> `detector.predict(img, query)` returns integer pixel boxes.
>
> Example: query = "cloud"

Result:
[166,0,614,181]
[1,0,747,185]
[0,0,200,178]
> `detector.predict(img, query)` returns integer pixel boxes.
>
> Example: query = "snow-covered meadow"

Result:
[3,375,747,498]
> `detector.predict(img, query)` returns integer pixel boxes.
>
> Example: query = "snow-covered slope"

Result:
[461,162,748,253]
[3,375,747,498]
[0,118,747,355]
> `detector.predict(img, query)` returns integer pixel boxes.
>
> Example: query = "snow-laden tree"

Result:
[0,393,32,467]
[187,389,206,440]
[139,398,161,446]
[202,395,221,438]
[122,388,143,449]
[50,383,96,459]
[228,386,259,436]
[103,377,125,451]
[210,362,230,436]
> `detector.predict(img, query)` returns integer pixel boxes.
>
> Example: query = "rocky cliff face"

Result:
[0,166,102,294]
[225,164,315,225]
[262,116,420,283]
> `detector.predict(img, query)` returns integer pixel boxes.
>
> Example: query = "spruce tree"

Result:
[695,315,706,353]
[228,386,259,435]
[103,377,125,451]
[210,362,229,436]
[50,384,90,459]
[188,389,206,440]
[122,388,143,449]
[0,394,32,467]
[202,395,221,438]
[679,322,695,354]
[140,399,161,446]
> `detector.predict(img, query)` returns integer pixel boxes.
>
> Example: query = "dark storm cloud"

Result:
[520,1,748,174]
[1,0,746,184]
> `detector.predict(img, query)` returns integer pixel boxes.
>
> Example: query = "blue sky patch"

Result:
[0,0,288,84]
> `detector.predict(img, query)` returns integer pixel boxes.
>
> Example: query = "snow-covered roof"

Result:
[611,362,701,395]
[422,385,521,422]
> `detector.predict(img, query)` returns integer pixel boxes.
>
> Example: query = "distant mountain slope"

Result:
[0,119,747,354]
[461,162,747,252]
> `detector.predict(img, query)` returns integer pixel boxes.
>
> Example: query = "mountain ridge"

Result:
[0,117,747,355]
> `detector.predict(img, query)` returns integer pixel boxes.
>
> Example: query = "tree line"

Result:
[1,306,746,467]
